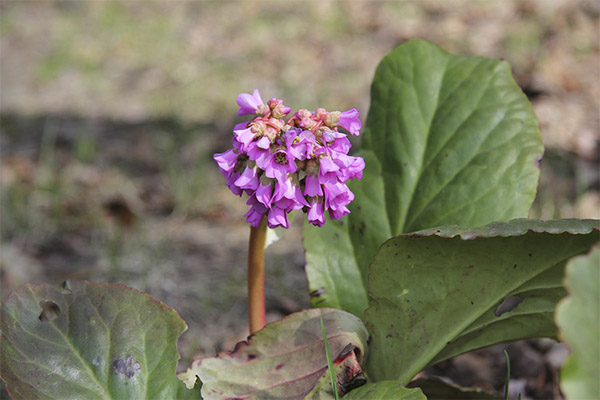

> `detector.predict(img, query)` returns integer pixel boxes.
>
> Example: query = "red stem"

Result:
[248,216,267,334]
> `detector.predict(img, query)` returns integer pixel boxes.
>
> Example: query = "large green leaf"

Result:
[343,381,425,400]
[303,39,543,318]
[0,281,197,399]
[364,219,599,382]
[555,247,600,399]
[179,308,368,400]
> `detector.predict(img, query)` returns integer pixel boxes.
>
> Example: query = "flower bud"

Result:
[315,108,328,120]
[250,119,266,134]
[324,111,340,128]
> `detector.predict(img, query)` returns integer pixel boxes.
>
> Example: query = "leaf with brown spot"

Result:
[178,308,368,400]
[365,219,599,382]
[0,281,198,399]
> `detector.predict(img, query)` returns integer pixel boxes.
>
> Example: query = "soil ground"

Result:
[1,1,598,399]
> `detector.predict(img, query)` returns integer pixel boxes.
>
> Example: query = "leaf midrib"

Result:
[30,286,112,400]
[402,59,496,233]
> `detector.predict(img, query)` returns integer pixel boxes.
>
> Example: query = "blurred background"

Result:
[1,0,598,398]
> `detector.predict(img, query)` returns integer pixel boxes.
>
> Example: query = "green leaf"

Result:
[303,39,543,318]
[364,219,599,382]
[343,381,426,400]
[179,308,368,399]
[304,151,390,318]
[0,281,195,400]
[408,378,500,399]
[555,247,600,400]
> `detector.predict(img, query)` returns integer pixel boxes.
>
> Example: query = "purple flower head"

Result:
[237,89,266,116]
[215,90,365,228]
[337,108,362,135]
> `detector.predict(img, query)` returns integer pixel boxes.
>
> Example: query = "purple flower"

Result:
[338,108,361,135]
[260,147,297,184]
[332,153,365,182]
[237,89,265,116]
[246,136,271,164]
[215,90,365,228]
[323,129,351,154]
[245,197,267,227]
[273,177,309,209]
[213,149,238,178]
[225,170,244,196]
[328,204,350,220]
[256,178,273,208]
[234,126,256,151]
[324,181,354,213]
[307,198,325,227]
[234,165,259,191]
[267,206,289,229]
[318,156,340,184]
[304,174,323,197]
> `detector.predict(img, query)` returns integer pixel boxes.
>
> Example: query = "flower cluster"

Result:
[214,89,365,229]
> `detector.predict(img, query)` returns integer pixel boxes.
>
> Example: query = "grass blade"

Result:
[320,309,340,400]
[504,349,510,400]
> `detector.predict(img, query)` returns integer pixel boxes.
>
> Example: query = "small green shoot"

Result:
[320,310,340,400]
[504,349,522,400]
[504,349,510,400]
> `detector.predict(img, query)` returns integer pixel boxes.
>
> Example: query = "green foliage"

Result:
[343,381,426,399]
[555,247,600,399]
[364,219,599,382]
[178,308,368,399]
[0,281,197,399]
[304,39,543,318]
[1,39,597,398]
[407,378,499,399]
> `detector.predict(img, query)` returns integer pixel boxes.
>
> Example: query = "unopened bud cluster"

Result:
[214,89,365,229]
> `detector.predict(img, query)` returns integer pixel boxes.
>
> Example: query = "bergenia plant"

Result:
[214,90,365,334]
[1,40,598,400]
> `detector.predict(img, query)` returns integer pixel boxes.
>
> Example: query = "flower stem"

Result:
[248,216,267,334]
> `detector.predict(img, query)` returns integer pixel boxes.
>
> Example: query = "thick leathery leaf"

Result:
[555,247,600,400]
[303,39,543,318]
[343,381,425,400]
[362,40,542,234]
[364,219,599,382]
[178,308,368,400]
[0,281,196,400]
